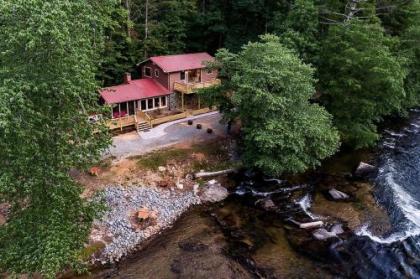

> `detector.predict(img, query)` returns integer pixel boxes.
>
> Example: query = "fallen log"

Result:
[194,168,237,179]
[299,221,324,229]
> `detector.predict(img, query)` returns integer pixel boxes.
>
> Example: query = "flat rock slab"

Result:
[328,188,350,200]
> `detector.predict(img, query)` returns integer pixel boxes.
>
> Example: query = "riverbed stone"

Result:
[199,181,229,203]
[312,228,338,240]
[355,162,377,177]
[328,188,350,201]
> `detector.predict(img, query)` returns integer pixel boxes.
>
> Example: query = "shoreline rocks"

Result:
[90,186,201,264]
[90,180,229,265]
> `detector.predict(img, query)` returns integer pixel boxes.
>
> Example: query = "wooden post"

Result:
[181,93,184,111]
[118,103,122,131]
[198,94,201,110]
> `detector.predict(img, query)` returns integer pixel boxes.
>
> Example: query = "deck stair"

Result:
[137,121,151,132]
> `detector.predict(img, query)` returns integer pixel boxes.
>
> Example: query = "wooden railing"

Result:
[174,79,221,94]
[150,112,188,127]
[106,106,218,131]
[105,115,136,130]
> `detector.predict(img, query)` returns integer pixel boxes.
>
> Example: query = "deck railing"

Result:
[173,79,221,94]
[105,107,218,131]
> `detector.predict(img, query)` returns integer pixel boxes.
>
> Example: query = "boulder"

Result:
[312,224,345,240]
[328,188,350,201]
[158,166,167,172]
[199,181,229,203]
[312,228,338,240]
[330,223,344,234]
[355,162,377,177]
[255,197,276,211]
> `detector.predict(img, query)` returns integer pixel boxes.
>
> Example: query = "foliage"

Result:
[274,0,320,66]
[399,0,420,109]
[0,1,112,277]
[98,3,141,86]
[203,35,340,175]
[319,19,407,148]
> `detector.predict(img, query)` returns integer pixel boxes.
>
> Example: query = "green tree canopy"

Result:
[204,35,340,175]
[319,19,407,148]
[274,0,320,66]
[0,1,112,277]
[399,0,420,109]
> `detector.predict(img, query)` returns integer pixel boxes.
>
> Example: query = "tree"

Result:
[99,3,141,86]
[0,1,112,277]
[319,19,407,148]
[203,35,340,175]
[273,0,320,66]
[399,0,420,109]
[130,0,198,57]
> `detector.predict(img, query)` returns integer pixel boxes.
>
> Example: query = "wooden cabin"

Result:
[99,52,220,132]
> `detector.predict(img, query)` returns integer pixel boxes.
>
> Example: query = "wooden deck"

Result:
[105,107,216,131]
[173,79,221,94]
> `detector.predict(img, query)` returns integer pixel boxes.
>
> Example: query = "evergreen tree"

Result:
[204,35,340,175]
[99,2,141,86]
[319,19,406,148]
[399,0,420,109]
[0,1,112,277]
[274,0,320,65]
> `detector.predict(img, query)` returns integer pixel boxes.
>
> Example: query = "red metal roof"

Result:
[148,52,214,73]
[100,79,170,104]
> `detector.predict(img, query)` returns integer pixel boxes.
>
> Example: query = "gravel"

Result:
[91,185,201,264]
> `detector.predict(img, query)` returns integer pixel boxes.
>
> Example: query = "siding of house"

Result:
[169,71,184,92]
[201,69,218,82]
[140,61,169,90]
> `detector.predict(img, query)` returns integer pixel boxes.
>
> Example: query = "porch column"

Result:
[118,103,122,131]
[181,92,185,111]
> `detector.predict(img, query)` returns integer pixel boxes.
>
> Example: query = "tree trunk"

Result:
[194,168,237,178]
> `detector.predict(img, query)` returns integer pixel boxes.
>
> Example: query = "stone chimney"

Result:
[123,72,132,84]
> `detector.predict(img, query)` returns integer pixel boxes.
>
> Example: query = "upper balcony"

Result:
[173,79,221,94]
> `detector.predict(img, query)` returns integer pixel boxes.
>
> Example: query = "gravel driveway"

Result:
[106,112,226,159]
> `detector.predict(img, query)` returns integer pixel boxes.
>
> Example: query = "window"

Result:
[154,69,159,77]
[144,67,152,77]
[161,96,167,107]
[141,100,147,111]
[147,98,154,110]
[154,97,160,107]
[180,71,185,80]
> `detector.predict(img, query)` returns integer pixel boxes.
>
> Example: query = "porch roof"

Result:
[100,79,170,105]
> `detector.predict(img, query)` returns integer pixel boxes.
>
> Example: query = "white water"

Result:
[296,194,324,220]
[356,160,420,244]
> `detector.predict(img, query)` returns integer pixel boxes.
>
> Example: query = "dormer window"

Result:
[154,69,159,77]
[144,67,152,77]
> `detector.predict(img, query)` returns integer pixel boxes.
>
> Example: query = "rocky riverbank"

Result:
[87,180,228,265]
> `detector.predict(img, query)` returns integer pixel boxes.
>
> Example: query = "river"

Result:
[82,109,420,279]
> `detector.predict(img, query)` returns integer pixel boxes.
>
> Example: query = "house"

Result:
[100,52,220,131]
